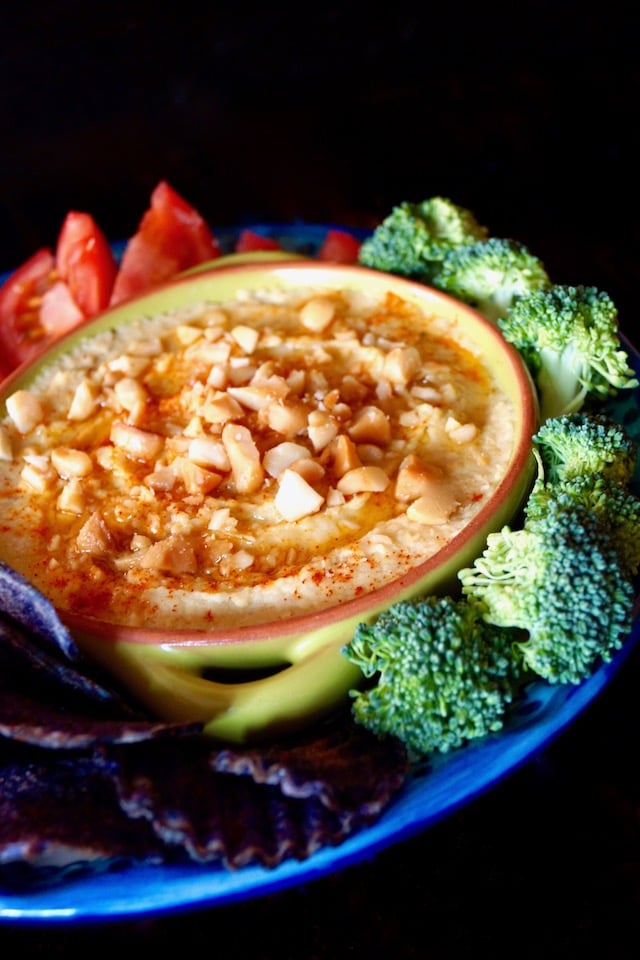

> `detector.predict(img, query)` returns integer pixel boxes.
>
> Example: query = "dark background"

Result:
[1,2,639,312]
[1,2,640,955]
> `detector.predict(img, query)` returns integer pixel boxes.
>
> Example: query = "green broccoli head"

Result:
[433,236,551,322]
[498,284,638,421]
[525,473,640,576]
[342,595,521,759]
[533,412,638,487]
[459,497,635,685]
[358,196,488,282]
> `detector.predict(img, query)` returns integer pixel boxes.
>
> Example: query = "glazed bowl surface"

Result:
[0,259,537,741]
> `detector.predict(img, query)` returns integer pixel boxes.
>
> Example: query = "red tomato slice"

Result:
[110,181,221,305]
[235,229,283,253]
[56,211,118,317]
[0,247,56,375]
[317,229,362,263]
[39,281,86,337]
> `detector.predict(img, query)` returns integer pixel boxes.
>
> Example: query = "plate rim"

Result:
[1,221,638,923]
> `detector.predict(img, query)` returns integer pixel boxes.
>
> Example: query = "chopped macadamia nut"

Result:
[263,441,311,478]
[174,324,203,345]
[299,296,336,332]
[382,346,421,386]
[347,405,391,445]
[337,465,390,494]
[275,468,325,521]
[395,453,443,501]
[6,390,44,434]
[289,457,325,485]
[68,379,99,421]
[187,437,230,471]
[227,379,288,411]
[446,420,478,444]
[327,434,361,478]
[307,409,339,451]
[171,456,222,495]
[76,511,114,556]
[201,393,244,424]
[259,398,308,437]
[110,421,164,461]
[107,354,151,377]
[114,377,148,413]
[140,535,197,574]
[57,478,85,514]
[406,488,459,525]
[222,423,264,494]
[21,459,55,493]
[51,447,93,479]
[230,324,260,354]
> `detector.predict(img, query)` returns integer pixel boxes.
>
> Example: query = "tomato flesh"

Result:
[110,181,221,305]
[39,281,86,337]
[56,211,118,317]
[235,229,283,253]
[0,247,56,375]
[317,229,361,263]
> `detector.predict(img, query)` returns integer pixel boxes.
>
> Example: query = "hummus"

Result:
[0,286,516,631]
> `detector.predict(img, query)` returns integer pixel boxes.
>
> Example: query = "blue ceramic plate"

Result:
[1,224,639,923]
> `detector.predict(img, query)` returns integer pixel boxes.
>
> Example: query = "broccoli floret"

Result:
[342,595,521,759]
[532,412,638,486]
[459,497,635,685]
[499,284,638,421]
[433,236,551,322]
[358,196,488,282]
[525,473,640,576]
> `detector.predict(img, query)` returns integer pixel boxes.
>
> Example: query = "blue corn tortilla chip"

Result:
[0,563,78,660]
[0,742,168,887]
[0,565,410,887]
[105,713,409,870]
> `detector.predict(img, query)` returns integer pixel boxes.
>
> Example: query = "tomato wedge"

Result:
[39,281,85,337]
[0,247,56,375]
[235,229,283,253]
[56,211,118,317]
[110,181,221,305]
[317,228,362,263]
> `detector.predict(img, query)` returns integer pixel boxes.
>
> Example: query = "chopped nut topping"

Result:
[327,434,361,478]
[406,488,459,525]
[76,511,114,556]
[230,324,260,354]
[275,468,325,521]
[68,379,99,421]
[201,392,244,424]
[57,478,85,514]
[110,421,164,461]
[140,535,198,574]
[259,397,308,437]
[221,423,264,494]
[307,409,339,452]
[347,405,391,445]
[6,390,44,434]
[337,465,390,495]
[0,285,510,618]
[299,296,336,332]
[395,453,443,501]
[51,447,93,479]
[263,441,311,478]
[382,346,421,386]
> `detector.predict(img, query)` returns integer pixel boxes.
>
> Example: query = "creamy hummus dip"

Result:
[0,286,515,631]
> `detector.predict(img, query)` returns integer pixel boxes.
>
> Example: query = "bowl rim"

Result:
[0,258,538,647]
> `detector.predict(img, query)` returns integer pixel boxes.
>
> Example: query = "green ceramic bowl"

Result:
[0,258,538,742]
